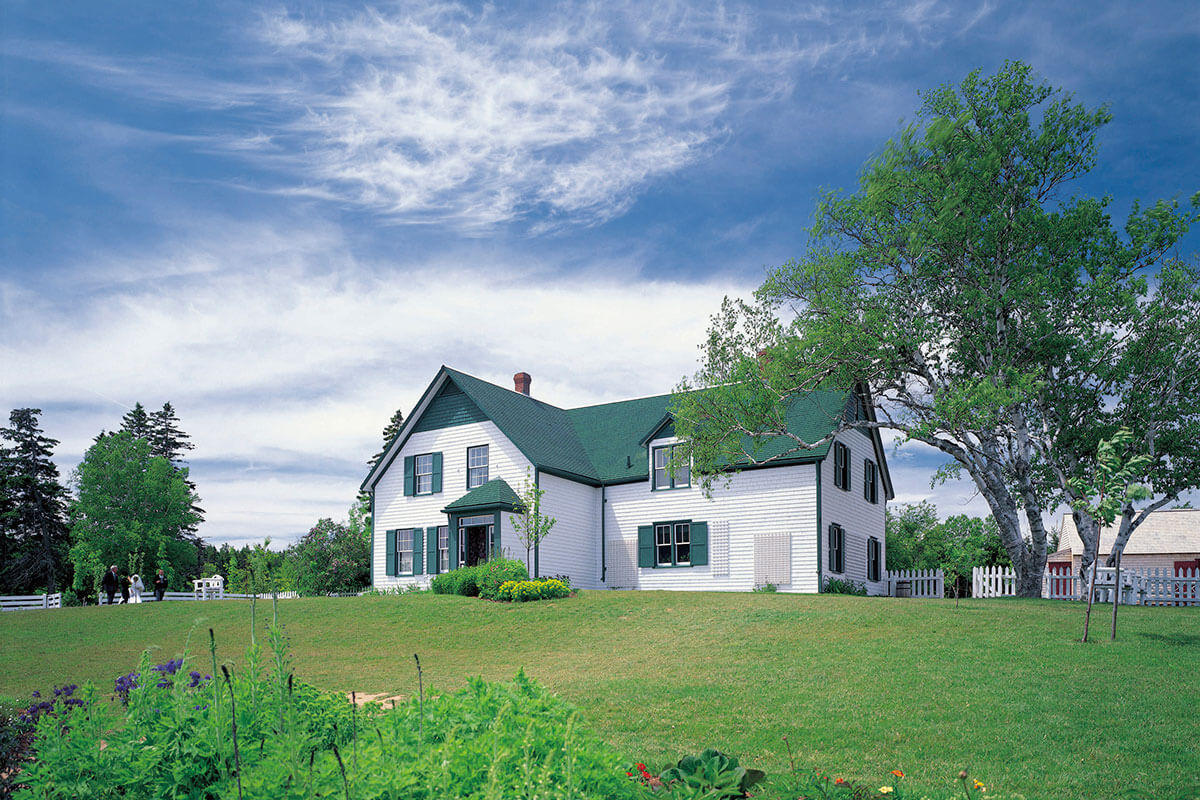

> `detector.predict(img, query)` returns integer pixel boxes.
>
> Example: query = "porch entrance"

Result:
[458,514,495,567]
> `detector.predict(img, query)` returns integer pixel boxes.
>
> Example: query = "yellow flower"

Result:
[880,787,894,795]
[973,779,986,791]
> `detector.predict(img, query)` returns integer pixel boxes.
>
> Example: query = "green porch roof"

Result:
[442,478,523,514]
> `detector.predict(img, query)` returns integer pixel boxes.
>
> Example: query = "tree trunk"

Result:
[1110,550,1121,641]
[1082,533,1100,643]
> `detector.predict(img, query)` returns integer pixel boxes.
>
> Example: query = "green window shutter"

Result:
[426,527,438,574]
[385,530,396,577]
[449,524,459,569]
[637,525,655,568]
[431,452,443,493]
[403,456,415,496]
[690,522,708,566]
[412,528,424,575]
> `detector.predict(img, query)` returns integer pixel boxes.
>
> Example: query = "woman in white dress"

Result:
[129,573,145,604]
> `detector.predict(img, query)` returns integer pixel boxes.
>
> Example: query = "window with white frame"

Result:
[415,454,434,495]
[437,526,449,573]
[828,523,845,573]
[863,458,878,504]
[655,521,691,566]
[652,444,690,490]
[396,529,415,574]
[833,442,851,491]
[467,445,489,488]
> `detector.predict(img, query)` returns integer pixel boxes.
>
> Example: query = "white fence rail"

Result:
[886,569,944,598]
[1,593,62,611]
[972,566,1200,606]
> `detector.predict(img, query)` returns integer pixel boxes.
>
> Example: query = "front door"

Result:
[464,526,491,567]
[456,514,496,567]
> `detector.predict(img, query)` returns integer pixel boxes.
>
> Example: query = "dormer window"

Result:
[653,444,690,490]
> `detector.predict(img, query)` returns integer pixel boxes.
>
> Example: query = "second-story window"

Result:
[415,454,434,494]
[653,444,690,490]
[467,445,489,488]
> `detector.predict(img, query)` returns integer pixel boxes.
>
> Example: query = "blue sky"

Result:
[3,1,1197,547]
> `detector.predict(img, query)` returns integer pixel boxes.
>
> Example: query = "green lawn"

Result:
[2,592,1198,799]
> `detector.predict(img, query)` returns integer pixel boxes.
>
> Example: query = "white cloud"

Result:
[1,230,753,546]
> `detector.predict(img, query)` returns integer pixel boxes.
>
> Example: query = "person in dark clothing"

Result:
[153,569,168,602]
[102,565,119,605]
[120,574,131,604]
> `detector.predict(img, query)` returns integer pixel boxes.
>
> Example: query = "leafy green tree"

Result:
[283,498,371,596]
[68,431,201,598]
[886,502,1008,598]
[884,501,939,572]
[508,469,557,578]
[1045,258,1200,582]
[0,409,72,593]
[671,62,1197,597]
[1067,428,1151,642]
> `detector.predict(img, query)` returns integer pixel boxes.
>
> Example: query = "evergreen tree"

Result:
[120,402,152,441]
[370,408,405,466]
[0,409,72,593]
[148,402,195,464]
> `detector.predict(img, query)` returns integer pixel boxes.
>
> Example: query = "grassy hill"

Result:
[2,591,1197,798]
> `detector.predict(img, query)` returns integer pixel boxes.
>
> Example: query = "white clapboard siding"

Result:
[885,569,943,598]
[605,462,819,592]
[373,419,534,589]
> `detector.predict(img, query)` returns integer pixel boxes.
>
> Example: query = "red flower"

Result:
[637,763,646,771]
[626,772,633,777]
[891,770,905,778]
[835,778,846,785]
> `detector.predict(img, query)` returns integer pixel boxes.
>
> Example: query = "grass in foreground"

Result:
[2,591,1198,799]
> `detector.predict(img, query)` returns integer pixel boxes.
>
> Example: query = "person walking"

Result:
[101,565,120,606]
[120,573,130,604]
[129,574,144,604]
[153,569,168,602]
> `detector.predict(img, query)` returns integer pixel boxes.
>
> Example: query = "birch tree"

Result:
[671,62,1197,597]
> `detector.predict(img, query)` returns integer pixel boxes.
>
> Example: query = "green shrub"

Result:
[822,577,867,596]
[496,578,571,603]
[431,564,482,596]
[476,558,529,599]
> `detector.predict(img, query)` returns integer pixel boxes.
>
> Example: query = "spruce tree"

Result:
[370,408,405,466]
[120,402,152,441]
[0,409,71,593]
[149,402,195,464]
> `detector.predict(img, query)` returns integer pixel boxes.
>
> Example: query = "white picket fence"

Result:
[101,590,301,604]
[973,565,1200,606]
[1,592,62,611]
[886,569,944,598]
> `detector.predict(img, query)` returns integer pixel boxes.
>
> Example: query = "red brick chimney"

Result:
[514,372,532,395]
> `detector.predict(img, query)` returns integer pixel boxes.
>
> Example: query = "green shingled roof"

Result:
[442,478,523,514]
[364,365,858,492]
[444,368,846,485]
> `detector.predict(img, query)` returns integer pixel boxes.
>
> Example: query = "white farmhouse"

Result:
[361,367,893,593]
